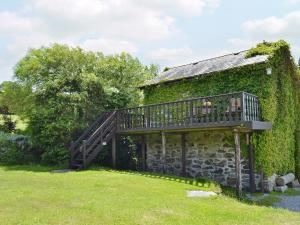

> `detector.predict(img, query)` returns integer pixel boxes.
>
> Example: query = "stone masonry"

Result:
[146,130,261,189]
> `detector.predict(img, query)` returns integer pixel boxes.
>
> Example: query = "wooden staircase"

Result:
[69,111,117,170]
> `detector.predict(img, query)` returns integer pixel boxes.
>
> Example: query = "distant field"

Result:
[0,114,27,131]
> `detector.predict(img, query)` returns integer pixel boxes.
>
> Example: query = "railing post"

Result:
[82,140,87,169]
[190,101,193,125]
[228,94,233,121]
[241,92,246,121]
[145,106,150,128]
[115,111,119,131]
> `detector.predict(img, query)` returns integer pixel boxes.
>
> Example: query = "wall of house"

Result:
[146,130,261,189]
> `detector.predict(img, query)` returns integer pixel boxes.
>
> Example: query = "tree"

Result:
[0,81,32,115]
[11,44,157,164]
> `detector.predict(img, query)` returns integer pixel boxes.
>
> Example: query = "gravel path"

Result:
[273,192,300,212]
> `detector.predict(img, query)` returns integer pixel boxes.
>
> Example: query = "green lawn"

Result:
[0,165,300,225]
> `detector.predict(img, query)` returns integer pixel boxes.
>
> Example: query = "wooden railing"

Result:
[116,92,260,131]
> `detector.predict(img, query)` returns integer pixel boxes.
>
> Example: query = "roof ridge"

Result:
[164,49,249,71]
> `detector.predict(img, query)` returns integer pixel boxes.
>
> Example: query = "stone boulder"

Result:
[263,174,277,192]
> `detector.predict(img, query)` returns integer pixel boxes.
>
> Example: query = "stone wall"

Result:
[146,130,261,189]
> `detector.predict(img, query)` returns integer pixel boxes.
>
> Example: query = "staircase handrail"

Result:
[69,111,113,151]
[85,111,117,145]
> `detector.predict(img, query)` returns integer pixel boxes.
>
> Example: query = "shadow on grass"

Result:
[0,164,66,173]
[87,166,222,193]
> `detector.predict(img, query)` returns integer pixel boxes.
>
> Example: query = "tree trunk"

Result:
[276,173,295,186]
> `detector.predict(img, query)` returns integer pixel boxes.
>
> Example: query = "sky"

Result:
[1,0,300,82]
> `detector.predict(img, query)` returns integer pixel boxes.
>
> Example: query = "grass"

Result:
[1,165,300,225]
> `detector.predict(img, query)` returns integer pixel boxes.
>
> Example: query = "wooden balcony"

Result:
[116,92,272,134]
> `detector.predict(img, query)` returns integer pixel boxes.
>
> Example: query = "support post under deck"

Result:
[234,129,242,198]
[161,132,166,173]
[246,133,256,193]
[112,135,116,169]
[181,133,186,177]
[141,135,146,171]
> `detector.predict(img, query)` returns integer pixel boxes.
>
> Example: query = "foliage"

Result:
[245,40,288,58]
[144,40,299,176]
[9,44,157,164]
[0,81,32,115]
[41,147,69,165]
[0,132,34,164]
[0,104,16,133]
[0,114,16,133]
[294,69,300,179]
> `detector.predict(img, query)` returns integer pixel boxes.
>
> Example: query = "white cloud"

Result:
[28,0,178,40]
[226,11,300,62]
[134,0,221,17]
[242,11,300,40]
[287,0,300,4]
[0,11,41,35]
[80,38,138,55]
[227,38,257,50]
[0,0,222,82]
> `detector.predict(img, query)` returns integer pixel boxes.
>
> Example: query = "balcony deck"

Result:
[116,92,271,134]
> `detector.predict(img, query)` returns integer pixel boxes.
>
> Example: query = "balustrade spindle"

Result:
[235,95,239,121]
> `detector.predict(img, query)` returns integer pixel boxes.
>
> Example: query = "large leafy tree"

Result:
[12,44,156,164]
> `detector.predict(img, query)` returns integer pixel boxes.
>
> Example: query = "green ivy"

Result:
[143,40,299,177]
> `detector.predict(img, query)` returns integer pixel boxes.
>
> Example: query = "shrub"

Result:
[0,132,33,164]
[41,147,69,165]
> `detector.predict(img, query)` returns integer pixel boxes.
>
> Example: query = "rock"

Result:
[274,185,288,193]
[276,173,295,186]
[227,177,236,186]
[287,179,300,188]
[216,160,226,167]
[263,181,274,193]
[186,190,217,197]
[213,168,223,174]
[263,174,277,192]
[224,153,234,158]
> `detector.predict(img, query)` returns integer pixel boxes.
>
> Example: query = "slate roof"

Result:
[142,50,269,87]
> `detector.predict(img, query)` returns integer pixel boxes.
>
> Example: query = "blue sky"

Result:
[1,0,300,82]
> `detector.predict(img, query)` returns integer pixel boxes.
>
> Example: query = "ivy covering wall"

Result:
[143,40,300,177]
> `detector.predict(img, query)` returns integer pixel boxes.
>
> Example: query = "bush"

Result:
[0,132,34,164]
[41,147,69,165]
